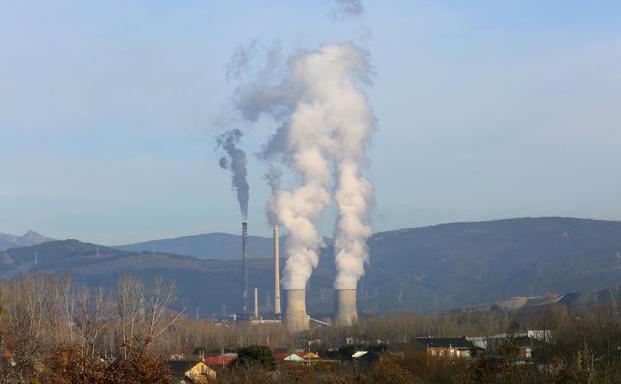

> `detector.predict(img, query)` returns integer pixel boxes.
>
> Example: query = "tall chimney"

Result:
[334,289,358,327]
[254,288,259,320]
[242,222,249,314]
[273,225,281,319]
[284,289,309,332]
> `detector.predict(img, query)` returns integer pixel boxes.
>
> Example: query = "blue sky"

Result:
[1,1,620,244]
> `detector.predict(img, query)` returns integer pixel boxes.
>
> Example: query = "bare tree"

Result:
[75,286,108,358]
[59,274,76,344]
[144,276,183,350]
[114,275,146,358]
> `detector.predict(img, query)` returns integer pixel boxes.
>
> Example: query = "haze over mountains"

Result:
[0,230,54,251]
[2,217,621,316]
[116,233,276,260]
[360,217,621,313]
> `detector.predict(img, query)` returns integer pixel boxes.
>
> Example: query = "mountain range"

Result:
[2,217,621,316]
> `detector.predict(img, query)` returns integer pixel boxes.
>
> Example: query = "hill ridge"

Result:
[3,217,621,315]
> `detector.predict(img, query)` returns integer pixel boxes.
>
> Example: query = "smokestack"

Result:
[334,289,358,327]
[273,225,281,318]
[254,288,259,320]
[242,222,249,314]
[284,289,309,332]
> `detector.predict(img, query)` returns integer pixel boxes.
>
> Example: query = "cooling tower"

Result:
[242,222,249,314]
[284,289,309,332]
[273,225,281,318]
[334,289,358,327]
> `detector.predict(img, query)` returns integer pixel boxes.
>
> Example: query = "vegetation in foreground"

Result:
[2,274,621,383]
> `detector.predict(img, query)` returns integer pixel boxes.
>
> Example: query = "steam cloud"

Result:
[217,129,250,220]
[264,165,283,225]
[333,161,373,289]
[237,42,375,290]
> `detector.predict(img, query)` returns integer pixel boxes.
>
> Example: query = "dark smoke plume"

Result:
[226,39,258,81]
[217,129,249,220]
[329,0,365,21]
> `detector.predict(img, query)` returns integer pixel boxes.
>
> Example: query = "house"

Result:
[415,337,480,359]
[467,330,551,361]
[283,353,306,363]
[352,350,382,367]
[184,362,217,383]
[203,353,238,367]
[302,352,320,360]
[273,352,289,361]
[483,335,539,360]
[274,352,308,363]
[274,351,322,365]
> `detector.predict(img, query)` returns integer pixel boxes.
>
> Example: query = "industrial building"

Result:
[236,222,360,332]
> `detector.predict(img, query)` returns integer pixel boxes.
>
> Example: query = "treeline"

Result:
[0,274,179,383]
[217,347,621,384]
[213,305,621,384]
[3,274,621,383]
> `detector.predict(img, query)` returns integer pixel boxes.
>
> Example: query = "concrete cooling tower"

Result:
[284,289,309,332]
[334,289,358,326]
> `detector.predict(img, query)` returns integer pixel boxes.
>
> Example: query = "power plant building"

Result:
[235,222,360,332]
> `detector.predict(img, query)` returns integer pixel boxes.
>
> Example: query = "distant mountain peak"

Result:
[22,230,51,242]
[0,230,55,251]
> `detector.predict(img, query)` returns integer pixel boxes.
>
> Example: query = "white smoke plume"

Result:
[237,42,375,290]
[264,165,283,225]
[333,161,374,289]
[292,43,375,290]
[217,129,250,220]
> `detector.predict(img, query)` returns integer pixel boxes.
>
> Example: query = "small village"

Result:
[168,329,552,383]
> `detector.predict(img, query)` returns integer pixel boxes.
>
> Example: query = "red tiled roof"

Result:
[203,355,237,366]
[273,353,290,361]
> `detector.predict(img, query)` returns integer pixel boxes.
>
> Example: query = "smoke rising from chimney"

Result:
[236,42,375,291]
[333,161,373,289]
[217,129,250,220]
[264,165,283,225]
